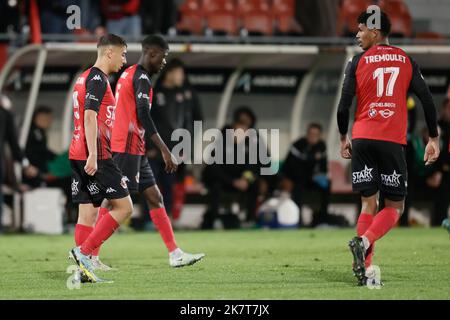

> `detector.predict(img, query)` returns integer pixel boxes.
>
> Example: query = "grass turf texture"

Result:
[0,228,449,299]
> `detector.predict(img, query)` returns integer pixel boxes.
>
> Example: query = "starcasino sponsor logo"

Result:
[381,170,402,187]
[353,166,373,184]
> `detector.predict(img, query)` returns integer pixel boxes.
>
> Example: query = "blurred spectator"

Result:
[38,0,76,34]
[431,98,450,226]
[148,58,203,216]
[0,94,38,232]
[280,123,345,227]
[201,106,263,229]
[141,0,177,35]
[101,0,142,38]
[400,96,418,226]
[296,0,337,36]
[23,106,56,188]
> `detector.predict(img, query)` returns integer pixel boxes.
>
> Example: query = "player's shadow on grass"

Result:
[41,270,69,281]
[301,268,356,287]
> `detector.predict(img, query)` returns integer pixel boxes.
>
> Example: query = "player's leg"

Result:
[71,159,132,282]
[80,196,133,258]
[348,139,379,284]
[75,203,98,247]
[89,199,115,271]
[361,196,404,250]
[358,190,378,268]
[140,156,205,267]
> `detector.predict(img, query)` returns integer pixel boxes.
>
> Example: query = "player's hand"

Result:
[23,165,39,178]
[162,150,178,174]
[84,154,97,176]
[233,178,249,191]
[424,137,440,166]
[340,135,352,159]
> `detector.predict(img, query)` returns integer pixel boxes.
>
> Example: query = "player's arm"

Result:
[408,57,440,165]
[336,55,358,159]
[84,72,107,176]
[134,75,177,173]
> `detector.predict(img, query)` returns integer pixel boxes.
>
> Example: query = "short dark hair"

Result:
[165,58,185,73]
[142,35,169,52]
[307,123,322,132]
[233,106,256,128]
[357,10,391,37]
[97,34,127,48]
[34,105,53,118]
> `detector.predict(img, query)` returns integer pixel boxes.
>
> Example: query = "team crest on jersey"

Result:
[353,166,373,184]
[92,74,102,81]
[379,109,395,118]
[381,170,402,187]
[368,108,377,118]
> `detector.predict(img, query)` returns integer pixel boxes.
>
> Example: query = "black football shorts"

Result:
[112,153,156,193]
[351,138,407,201]
[71,158,130,207]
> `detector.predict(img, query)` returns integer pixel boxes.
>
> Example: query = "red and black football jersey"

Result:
[69,67,116,160]
[111,64,155,155]
[337,44,438,145]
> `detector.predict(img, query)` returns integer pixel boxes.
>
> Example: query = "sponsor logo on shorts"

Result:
[87,182,100,195]
[353,165,373,184]
[381,170,402,187]
[379,109,395,118]
[106,187,117,194]
[368,108,377,118]
[71,179,79,196]
[121,176,129,189]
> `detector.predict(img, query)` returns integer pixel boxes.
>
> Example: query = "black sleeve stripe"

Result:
[336,52,362,135]
[133,66,158,136]
[407,56,439,138]
[84,68,107,113]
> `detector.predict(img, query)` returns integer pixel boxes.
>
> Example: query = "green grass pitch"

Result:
[0,228,449,299]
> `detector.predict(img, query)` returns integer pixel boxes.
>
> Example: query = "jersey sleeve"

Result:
[408,57,439,138]
[84,70,107,113]
[133,69,158,136]
[337,53,361,135]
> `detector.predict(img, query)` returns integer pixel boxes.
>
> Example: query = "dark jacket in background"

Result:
[23,123,56,187]
[281,138,327,183]
[0,106,24,164]
[150,82,203,151]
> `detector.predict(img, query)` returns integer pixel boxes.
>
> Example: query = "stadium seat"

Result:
[205,11,239,35]
[236,0,271,17]
[329,161,353,194]
[237,0,273,36]
[176,0,204,35]
[202,0,235,14]
[271,0,303,34]
[379,0,412,37]
[241,12,273,36]
[336,0,372,36]
[202,0,238,35]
